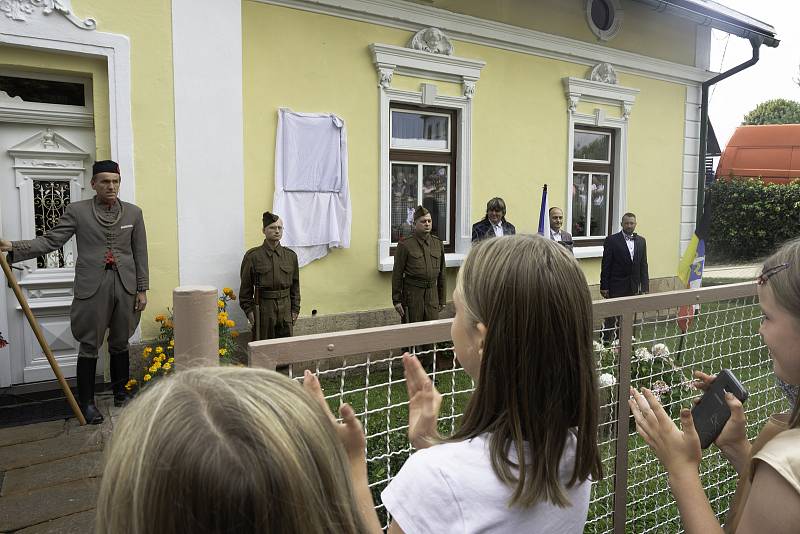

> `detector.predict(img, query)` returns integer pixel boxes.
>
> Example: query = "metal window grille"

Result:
[249,282,786,533]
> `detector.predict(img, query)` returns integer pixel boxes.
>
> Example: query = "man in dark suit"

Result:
[0,160,148,424]
[548,207,573,253]
[471,197,515,243]
[600,212,649,343]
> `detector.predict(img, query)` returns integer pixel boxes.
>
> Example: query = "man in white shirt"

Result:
[600,213,649,343]
[471,197,516,243]
[548,207,573,253]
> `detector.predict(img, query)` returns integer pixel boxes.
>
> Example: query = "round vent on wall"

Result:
[586,0,624,41]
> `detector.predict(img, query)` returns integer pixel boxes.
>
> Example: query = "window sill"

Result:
[379,253,466,272]
[574,245,604,259]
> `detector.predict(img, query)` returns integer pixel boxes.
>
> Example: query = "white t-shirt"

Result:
[381,431,591,534]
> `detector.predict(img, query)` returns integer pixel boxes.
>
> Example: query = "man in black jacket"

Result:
[471,197,516,243]
[600,213,649,343]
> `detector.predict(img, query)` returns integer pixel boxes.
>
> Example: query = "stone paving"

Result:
[0,396,119,533]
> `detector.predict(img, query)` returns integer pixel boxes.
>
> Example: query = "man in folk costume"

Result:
[392,206,446,323]
[239,211,300,341]
[0,160,149,424]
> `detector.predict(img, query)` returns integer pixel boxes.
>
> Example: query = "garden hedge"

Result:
[707,178,800,261]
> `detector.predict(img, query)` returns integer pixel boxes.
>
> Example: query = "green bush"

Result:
[707,178,800,261]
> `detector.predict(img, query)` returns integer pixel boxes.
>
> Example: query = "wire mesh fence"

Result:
[249,282,789,533]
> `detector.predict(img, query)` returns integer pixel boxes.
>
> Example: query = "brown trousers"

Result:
[71,269,140,358]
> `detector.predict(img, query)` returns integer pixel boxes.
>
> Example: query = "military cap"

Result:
[262,211,280,227]
[413,206,430,221]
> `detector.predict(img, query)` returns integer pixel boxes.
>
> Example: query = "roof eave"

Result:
[632,0,779,48]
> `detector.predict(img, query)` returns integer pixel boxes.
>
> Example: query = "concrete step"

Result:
[0,478,99,532]
[1,451,104,497]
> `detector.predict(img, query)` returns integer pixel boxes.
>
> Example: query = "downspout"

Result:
[696,35,764,222]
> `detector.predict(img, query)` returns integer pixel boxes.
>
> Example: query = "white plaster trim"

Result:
[377,87,472,272]
[0,15,137,202]
[255,0,716,85]
[564,76,637,247]
[0,0,96,30]
[574,245,604,259]
[172,0,244,301]
[679,84,701,256]
[370,43,485,90]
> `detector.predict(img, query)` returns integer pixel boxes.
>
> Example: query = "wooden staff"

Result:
[0,252,86,425]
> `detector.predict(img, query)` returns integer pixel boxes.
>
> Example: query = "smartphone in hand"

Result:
[691,369,749,449]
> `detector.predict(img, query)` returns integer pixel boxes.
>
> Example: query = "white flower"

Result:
[598,373,616,388]
[652,343,670,359]
[635,347,654,361]
[593,340,604,353]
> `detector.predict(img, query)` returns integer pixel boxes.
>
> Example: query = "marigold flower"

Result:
[155,346,163,354]
[168,357,174,363]
[124,379,138,391]
[218,311,228,320]
[154,314,166,323]
[231,331,239,338]
[163,362,172,371]
[143,374,152,382]
[223,287,234,296]
[164,319,174,329]
[226,320,235,328]
[219,348,227,357]
[143,346,153,354]
[168,339,175,348]
[217,300,225,309]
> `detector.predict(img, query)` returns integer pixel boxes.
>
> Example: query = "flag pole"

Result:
[0,252,86,425]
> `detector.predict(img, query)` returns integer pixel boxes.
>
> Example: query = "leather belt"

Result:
[404,275,436,289]
[259,288,290,299]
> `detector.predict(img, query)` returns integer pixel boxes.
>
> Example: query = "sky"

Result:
[708,1,800,149]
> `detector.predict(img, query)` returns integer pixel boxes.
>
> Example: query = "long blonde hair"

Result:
[95,367,368,533]
[760,237,800,428]
[451,234,602,508]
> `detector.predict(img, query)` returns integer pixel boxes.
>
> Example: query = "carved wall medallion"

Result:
[0,0,96,30]
[588,62,618,84]
[408,27,454,56]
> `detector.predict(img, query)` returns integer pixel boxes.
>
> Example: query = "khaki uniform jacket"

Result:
[392,233,446,322]
[239,241,300,338]
[10,198,149,299]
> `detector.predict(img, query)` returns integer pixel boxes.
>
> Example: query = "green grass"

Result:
[307,298,788,533]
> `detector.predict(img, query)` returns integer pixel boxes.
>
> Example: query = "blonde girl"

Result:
[630,237,800,533]
[95,366,382,533]
[382,234,603,533]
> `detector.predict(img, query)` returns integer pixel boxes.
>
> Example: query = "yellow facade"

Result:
[242,2,686,314]
[0,0,178,336]
[1,0,693,327]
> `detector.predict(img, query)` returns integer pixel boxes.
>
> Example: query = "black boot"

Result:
[76,357,104,425]
[110,350,132,407]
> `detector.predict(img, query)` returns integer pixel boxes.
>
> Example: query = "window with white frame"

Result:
[571,126,615,243]
[390,105,457,252]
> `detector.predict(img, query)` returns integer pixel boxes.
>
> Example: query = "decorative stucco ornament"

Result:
[408,27,454,55]
[588,62,618,85]
[0,0,97,30]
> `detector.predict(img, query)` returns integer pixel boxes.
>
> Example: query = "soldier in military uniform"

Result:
[0,160,148,425]
[392,206,446,324]
[239,212,300,341]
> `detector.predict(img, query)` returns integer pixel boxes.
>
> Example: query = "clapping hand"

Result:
[629,387,702,476]
[403,353,442,449]
[302,369,366,465]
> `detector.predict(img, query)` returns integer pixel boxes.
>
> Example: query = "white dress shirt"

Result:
[550,229,562,242]
[493,223,504,237]
[624,233,635,260]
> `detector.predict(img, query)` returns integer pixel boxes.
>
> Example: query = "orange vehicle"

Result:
[716,124,800,184]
